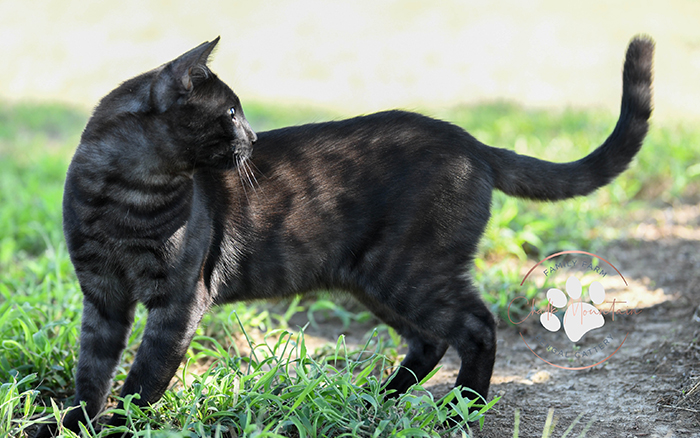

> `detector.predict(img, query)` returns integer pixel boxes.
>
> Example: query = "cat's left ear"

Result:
[151,37,220,112]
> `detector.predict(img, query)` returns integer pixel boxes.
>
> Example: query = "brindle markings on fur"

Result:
[35,35,653,437]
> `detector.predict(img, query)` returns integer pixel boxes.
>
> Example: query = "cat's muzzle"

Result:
[233,140,254,162]
[232,118,256,158]
[246,128,258,143]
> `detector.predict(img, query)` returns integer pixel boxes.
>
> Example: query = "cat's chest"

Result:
[160,223,188,263]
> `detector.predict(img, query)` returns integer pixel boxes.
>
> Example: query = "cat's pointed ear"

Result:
[174,37,220,90]
[151,37,220,112]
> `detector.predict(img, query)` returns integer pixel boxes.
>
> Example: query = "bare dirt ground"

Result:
[472,204,700,437]
[290,203,700,437]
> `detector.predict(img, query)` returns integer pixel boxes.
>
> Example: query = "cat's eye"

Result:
[229,107,236,120]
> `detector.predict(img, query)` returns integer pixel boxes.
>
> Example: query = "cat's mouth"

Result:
[233,132,255,163]
[234,142,253,161]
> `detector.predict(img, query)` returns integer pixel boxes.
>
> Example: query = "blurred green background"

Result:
[1,0,699,122]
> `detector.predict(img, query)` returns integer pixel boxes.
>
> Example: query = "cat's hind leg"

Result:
[383,332,448,396]
[443,280,497,404]
[350,294,449,395]
[368,276,497,403]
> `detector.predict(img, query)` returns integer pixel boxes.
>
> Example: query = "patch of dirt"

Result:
[290,204,700,437]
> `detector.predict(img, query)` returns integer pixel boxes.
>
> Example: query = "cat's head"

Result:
[88,37,256,171]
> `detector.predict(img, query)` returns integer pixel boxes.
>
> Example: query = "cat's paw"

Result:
[540,276,606,342]
[32,422,58,438]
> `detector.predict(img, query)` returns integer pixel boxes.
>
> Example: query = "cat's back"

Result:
[256,110,469,147]
[233,109,495,241]
[251,110,490,177]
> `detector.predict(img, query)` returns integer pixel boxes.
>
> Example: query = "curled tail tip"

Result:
[623,35,654,120]
[625,35,655,83]
[629,34,655,53]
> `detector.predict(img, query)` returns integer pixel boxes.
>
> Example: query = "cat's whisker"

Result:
[248,161,260,188]
[247,159,265,179]
[243,157,269,201]
[236,155,250,203]
[242,158,259,191]
[238,157,256,193]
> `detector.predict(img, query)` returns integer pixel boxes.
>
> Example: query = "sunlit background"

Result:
[2,0,699,122]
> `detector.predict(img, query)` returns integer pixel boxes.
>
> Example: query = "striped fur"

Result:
[36,36,653,436]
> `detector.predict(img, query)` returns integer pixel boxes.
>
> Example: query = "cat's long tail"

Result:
[482,35,653,201]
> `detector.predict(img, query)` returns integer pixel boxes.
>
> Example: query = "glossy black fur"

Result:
[35,36,653,436]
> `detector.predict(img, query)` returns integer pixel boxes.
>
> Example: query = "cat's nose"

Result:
[242,118,257,143]
[248,130,258,143]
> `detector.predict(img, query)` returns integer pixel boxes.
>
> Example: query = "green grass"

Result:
[28,326,497,437]
[1,100,698,437]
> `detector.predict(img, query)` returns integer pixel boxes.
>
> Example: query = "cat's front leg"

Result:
[104,281,211,429]
[34,297,136,438]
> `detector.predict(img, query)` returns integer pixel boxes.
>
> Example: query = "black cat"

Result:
[35,35,653,436]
